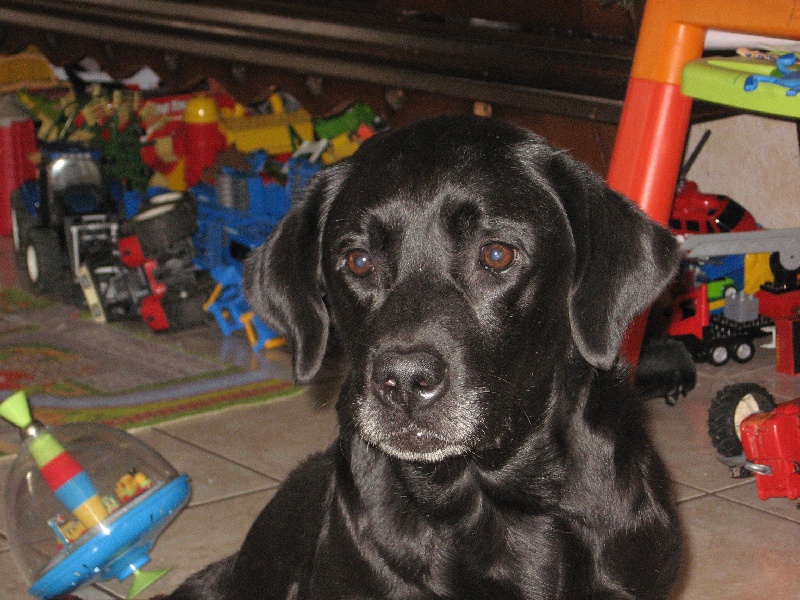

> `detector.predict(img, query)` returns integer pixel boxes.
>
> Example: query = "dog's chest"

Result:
[317,453,573,600]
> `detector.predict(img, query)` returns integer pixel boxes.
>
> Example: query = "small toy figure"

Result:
[744,53,800,95]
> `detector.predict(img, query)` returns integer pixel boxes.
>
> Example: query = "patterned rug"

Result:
[0,287,300,453]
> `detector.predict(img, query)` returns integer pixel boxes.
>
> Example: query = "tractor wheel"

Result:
[11,192,36,268]
[133,194,197,259]
[708,383,777,457]
[25,228,66,294]
[708,344,730,367]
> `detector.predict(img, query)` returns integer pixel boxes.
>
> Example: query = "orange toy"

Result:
[608,0,800,225]
[608,0,800,363]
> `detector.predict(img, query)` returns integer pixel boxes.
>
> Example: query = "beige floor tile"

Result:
[647,379,743,492]
[694,343,777,380]
[0,550,32,600]
[695,349,800,402]
[134,428,280,506]
[716,478,800,524]
[672,494,800,599]
[97,488,278,598]
[672,482,707,503]
[156,386,339,481]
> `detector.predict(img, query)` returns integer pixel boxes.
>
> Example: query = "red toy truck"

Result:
[668,283,773,366]
[708,383,800,500]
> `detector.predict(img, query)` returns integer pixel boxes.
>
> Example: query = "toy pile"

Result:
[1,46,385,351]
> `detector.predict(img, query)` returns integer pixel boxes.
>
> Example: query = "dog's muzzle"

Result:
[357,346,477,462]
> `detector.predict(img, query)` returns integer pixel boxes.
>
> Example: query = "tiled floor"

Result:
[2,234,800,599]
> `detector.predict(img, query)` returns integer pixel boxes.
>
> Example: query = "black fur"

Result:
[167,115,682,600]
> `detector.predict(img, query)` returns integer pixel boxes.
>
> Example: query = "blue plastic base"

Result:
[29,475,190,599]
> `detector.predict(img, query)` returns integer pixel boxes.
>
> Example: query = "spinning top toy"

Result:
[1,391,191,599]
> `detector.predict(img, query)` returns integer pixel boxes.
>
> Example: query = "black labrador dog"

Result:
[167,115,682,599]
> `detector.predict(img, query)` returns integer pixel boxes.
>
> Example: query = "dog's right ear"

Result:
[244,165,346,383]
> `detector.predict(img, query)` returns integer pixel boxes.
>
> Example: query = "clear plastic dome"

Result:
[4,422,190,599]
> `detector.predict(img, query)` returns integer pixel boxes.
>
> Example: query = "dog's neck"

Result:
[338,413,572,522]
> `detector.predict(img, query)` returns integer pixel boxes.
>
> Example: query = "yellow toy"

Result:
[222,93,314,155]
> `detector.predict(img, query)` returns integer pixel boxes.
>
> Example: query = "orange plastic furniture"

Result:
[609,1,800,363]
[607,0,800,226]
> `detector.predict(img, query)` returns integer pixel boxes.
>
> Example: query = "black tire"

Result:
[769,251,800,290]
[708,344,729,366]
[11,192,36,267]
[132,195,197,259]
[732,341,755,364]
[162,289,208,331]
[25,227,66,294]
[708,383,777,457]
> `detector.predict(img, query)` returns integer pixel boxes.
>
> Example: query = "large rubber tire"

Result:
[132,195,197,259]
[708,383,777,458]
[11,191,36,268]
[25,227,66,294]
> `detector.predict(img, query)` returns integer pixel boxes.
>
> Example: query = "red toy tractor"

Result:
[708,383,800,500]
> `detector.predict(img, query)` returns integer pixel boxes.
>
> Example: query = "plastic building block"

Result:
[240,311,285,352]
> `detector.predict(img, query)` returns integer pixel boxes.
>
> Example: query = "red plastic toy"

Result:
[709,383,800,501]
[669,181,759,235]
[740,400,800,500]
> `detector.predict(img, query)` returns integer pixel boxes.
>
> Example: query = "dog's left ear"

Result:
[244,165,346,383]
[547,152,680,370]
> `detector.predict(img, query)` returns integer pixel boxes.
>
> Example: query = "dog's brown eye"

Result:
[480,243,516,271]
[346,249,373,276]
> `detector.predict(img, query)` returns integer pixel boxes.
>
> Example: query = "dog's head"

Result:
[246,115,679,463]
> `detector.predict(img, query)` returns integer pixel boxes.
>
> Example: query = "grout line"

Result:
[185,485,282,509]
[93,582,126,599]
[150,427,286,483]
[674,486,709,504]
[707,491,800,525]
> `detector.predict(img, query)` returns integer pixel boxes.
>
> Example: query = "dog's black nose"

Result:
[372,350,448,410]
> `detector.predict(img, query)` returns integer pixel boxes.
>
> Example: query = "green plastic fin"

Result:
[127,568,170,599]
[0,391,32,429]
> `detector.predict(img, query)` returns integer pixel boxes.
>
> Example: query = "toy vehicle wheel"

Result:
[133,195,197,259]
[25,228,66,294]
[708,383,777,457]
[11,192,36,267]
[770,251,800,289]
[148,191,186,205]
[162,289,208,331]
[732,341,755,364]
[708,344,729,366]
